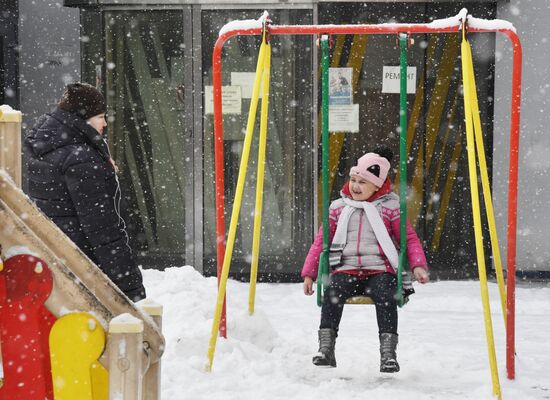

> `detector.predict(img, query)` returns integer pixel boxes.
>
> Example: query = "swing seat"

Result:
[346,296,374,305]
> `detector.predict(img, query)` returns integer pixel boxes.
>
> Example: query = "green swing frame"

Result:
[316,34,410,307]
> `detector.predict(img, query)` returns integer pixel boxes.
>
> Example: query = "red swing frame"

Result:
[211,18,522,380]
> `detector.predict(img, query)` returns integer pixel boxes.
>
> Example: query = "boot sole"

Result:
[380,365,400,373]
[312,358,336,368]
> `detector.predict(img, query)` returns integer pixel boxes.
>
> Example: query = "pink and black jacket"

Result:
[301,180,428,281]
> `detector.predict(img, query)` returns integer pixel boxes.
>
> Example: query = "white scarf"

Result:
[328,196,414,295]
[329,196,398,271]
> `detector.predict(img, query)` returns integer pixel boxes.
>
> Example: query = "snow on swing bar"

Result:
[218,8,516,37]
[211,7,522,382]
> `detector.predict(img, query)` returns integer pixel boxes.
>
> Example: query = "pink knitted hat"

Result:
[349,152,391,188]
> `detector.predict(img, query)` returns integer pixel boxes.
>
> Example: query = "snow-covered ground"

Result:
[143,267,550,400]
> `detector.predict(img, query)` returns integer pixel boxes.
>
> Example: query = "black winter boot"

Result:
[379,332,400,373]
[312,328,337,367]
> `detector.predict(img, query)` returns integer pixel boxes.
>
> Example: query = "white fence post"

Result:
[139,300,163,400]
[0,105,22,187]
[108,314,144,400]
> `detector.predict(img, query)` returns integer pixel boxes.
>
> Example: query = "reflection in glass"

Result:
[202,9,314,278]
[105,11,187,268]
[318,2,496,278]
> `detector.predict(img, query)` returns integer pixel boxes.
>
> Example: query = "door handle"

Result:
[176,84,185,104]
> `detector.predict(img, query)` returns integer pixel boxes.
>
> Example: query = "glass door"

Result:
[201,8,314,279]
[0,7,17,108]
[103,9,193,269]
[317,2,496,278]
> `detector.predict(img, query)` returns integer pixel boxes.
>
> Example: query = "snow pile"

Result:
[426,8,515,32]
[143,267,549,400]
[219,10,269,37]
[467,14,516,33]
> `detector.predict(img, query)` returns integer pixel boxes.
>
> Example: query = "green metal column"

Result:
[317,35,330,306]
[397,33,408,307]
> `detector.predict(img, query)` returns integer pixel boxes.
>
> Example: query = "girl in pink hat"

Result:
[301,145,429,373]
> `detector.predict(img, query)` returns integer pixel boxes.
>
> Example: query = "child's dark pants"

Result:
[319,272,398,335]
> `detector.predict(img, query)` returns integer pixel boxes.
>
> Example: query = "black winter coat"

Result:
[24,108,146,301]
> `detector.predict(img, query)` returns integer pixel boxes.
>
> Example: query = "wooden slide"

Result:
[0,170,165,362]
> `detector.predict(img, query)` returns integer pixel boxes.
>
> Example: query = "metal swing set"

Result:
[206,9,522,400]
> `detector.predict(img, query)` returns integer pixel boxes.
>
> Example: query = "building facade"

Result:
[0,0,18,109]
[4,0,548,280]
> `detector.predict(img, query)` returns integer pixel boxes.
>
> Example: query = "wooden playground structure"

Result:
[0,104,164,399]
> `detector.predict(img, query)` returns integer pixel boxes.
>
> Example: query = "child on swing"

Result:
[302,145,429,372]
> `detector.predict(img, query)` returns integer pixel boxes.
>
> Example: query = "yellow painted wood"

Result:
[49,312,107,400]
[90,361,109,400]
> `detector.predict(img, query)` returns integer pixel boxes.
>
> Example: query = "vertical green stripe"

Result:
[398,33,408,307]
[317,36,330,307]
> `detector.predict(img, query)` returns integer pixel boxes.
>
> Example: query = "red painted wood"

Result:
[0,254,56,400]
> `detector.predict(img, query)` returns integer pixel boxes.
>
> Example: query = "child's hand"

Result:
[413,267,430,284]
[303,277,314,296]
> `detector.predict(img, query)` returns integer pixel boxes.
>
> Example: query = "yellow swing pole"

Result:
[207,33,268,371]
[461,27,502,400]
[249,35,272,315]
[465,51,507,326]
